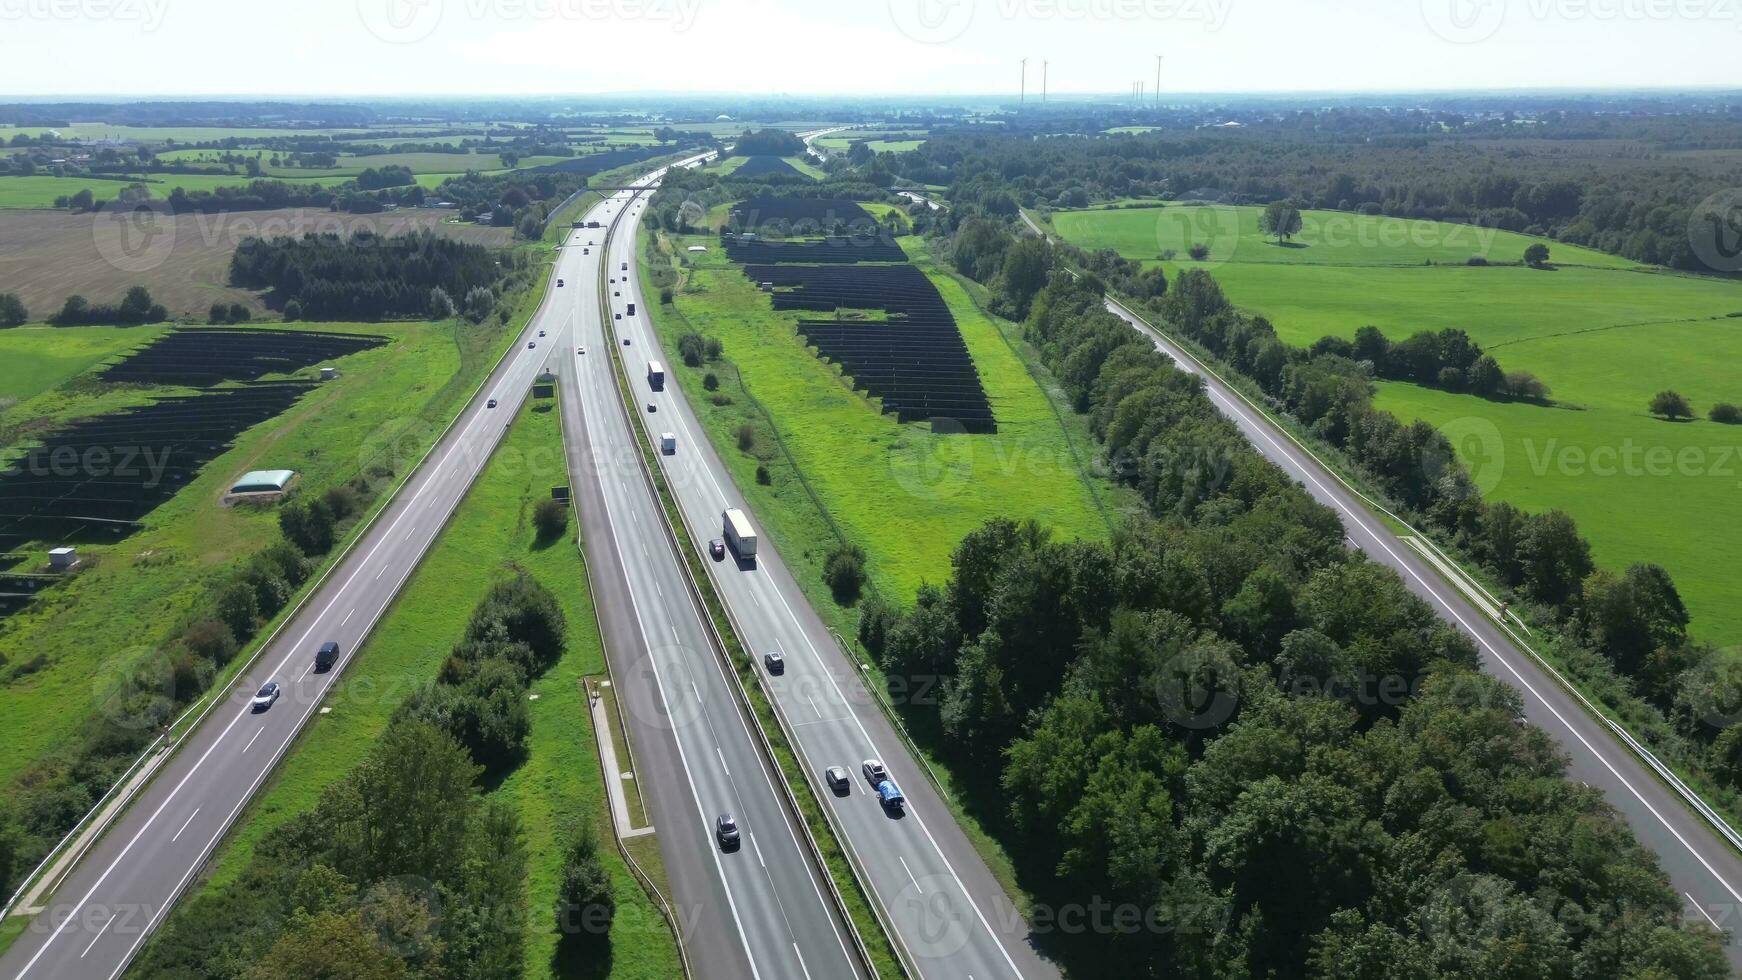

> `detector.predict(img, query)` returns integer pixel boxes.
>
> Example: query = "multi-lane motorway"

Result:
[551,162,866,980]
[595,168,1057,980]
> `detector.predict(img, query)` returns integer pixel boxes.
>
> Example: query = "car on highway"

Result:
[622,261,628,271]
[538,329,546,337]
[716,813,740,849]
[556,279,564,287]
[623,337,631,346]
[863,759,887,785]
[614,290,620,297]
[528,341,536,349]
[251,681,281,712]
[763,651,785,675]
[583,248,589,254]
[487,399,498,408]
[825,766,850,794]
[314,641,339,672]
[877,779,906,811]
[709,538,726,561]
[576,346,585,355]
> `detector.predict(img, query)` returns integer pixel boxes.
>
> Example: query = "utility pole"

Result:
[1042,60,1048,103]
[1020,58,1027,107]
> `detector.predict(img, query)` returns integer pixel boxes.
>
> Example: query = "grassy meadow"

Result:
[1045,202,1742,644]
[640,225,1114,609]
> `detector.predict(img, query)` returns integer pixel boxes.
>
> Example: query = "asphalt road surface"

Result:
[552,163,866,980]
[2,212,577,980]
[1101,297,1742,968]
[599,174,1061,980]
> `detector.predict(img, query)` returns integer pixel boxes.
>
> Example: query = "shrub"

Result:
[702,372,719,392]
[282,299,303,321]
[755,464,771,485]
[1524,242,1551,267]
[1710,403,1742,424]
[1187,242,1210,261]
[0,292,26,327]
[735,423,756,452]
[677,333,705,367]
[705,337,723,361]
[1649,389,1693,420]
[659,286,674,305]
[823,542,868,605]
[182,619,239,665]
[554,825,614,954]
[280,496,337,555]
[856,592,896,656]
[1465,255,1488,266]
[533,497,570,541]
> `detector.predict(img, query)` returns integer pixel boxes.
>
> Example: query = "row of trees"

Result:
[854,272,1726,977]
[50,286,167,326]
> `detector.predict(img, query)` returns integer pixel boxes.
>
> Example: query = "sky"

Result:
[1,0,1739,97]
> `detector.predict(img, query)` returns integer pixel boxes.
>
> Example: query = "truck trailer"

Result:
[647,361,664,391]
[722,508,757,561]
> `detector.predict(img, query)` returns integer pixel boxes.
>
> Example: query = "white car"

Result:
[251,681,281,712]
[825,766,850,793]
[862,759,887,786]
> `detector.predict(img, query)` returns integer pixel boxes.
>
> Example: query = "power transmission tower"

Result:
[1042,60,1048,103]
[1155,54,1163,108]
[1020,58,1027,106]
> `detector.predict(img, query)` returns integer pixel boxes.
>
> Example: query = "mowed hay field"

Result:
[643,227,1112,605]
[1046,203,1742,644]
[0,207,512,318]
[0,316,520,790]
[0,325,167,405]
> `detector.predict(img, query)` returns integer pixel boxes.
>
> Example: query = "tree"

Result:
[1466,354,1505,397]
[1523,242,1551,267]
[0,293,27,327]
[997,236,1052,318]
[823,542,868,605]
[69,188,95,211]
[1517,510,1593,608]
[210,302,232,324]
[247,911,409,980]
[1504,370,1550,401]
[1260,200,1303,243]
[1649,389,1693,420]
[1579,563,1689,678]
[677,332,706,367]
[702,372,719,392]
[533,497,569,541]
[1711,403,1742,424]
[554,824,614,956]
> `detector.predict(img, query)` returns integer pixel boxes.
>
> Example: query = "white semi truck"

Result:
[722,508,757,561]
[647,361,664,391]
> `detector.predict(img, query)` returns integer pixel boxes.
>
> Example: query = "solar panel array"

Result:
[100,328,387,387]
[731,156,805,179]
[0,382,315,561]
[729,198,874,226]
[742,263,996,433]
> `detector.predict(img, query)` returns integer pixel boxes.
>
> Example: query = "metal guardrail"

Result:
[0,196,592,926]
[594,185,892,979]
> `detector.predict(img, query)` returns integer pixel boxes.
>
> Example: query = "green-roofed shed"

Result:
[230,469,296,494]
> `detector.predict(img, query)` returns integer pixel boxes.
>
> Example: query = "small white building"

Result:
[49,547,78,571]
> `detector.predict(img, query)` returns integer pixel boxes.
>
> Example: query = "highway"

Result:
[598,170,1059,979]
[1099,299,1742,964]
[551,162,867,980]
[1013,206,1742,961]
[0,196,584,980]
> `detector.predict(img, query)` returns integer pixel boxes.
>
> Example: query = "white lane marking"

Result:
[717,747,730,776]
[79,915,114,958]
[692,682,702,703]
[750,832,767,869]
[1122,309,1742,908]
[655,580,664,598]
[242,728,264,754]
[169,809,199,844]
[22,276,562,979]
[806,694,821,718]
[340,607,355,626]
[899,856,923,894]
[792,943,813,980]
[1687,892,1722,929]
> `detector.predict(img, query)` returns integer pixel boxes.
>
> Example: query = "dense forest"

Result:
[228,230,520,321]
[857,274,1728,977]
[889,115,1742,272]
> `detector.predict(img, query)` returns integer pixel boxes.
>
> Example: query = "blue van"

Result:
[876,780,905,810]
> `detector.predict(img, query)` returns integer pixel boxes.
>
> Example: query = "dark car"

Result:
[556,278,565,287]
[487,399,498,408]
[623,337,631,346]
[825,766,850,794]
[763,652,785,675]
[716,813,740,849]
[315,641,339,672]
[528,341,536,349]
[709,538,726,561]
[647,403,657,413]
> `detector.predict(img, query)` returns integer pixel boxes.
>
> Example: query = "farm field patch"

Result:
[0,206,511,317]
[0,325,166,404]
[1046,202,1742,643]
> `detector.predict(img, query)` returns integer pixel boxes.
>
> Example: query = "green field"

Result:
[167,398,678,978]
[0,325,164,404]
[0,172,353,208]
[153,148,576,178]
[642,227,1113,606]
[1046,203,1742,643]
[0,317,520,789]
